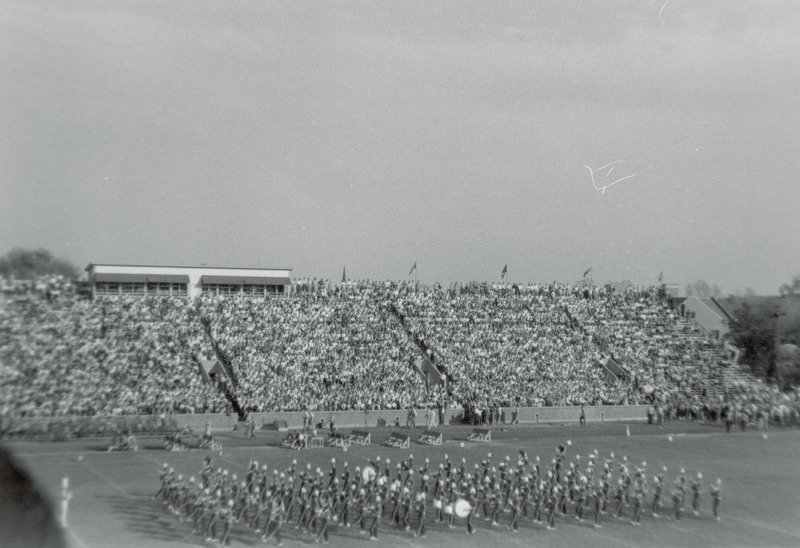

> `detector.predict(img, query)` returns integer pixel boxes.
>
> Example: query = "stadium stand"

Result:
[0,276,229,417]
[2,275,798,429]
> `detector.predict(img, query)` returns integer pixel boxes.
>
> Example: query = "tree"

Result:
[780,274,800,297]
[777,344,800,388]
[0,247,79,280]
[685,280,711,298]
[727,302,779,384]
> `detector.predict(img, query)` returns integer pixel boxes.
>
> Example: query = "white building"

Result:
[85,263,292,299]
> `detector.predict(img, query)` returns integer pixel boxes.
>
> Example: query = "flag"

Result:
[583,266,592,278]
[341,266,346,284]
[501,264,507,279]
[409,262,417,275]
[658,272,663,282]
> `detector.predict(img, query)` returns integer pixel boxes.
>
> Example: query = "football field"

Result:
[6,421,800,548]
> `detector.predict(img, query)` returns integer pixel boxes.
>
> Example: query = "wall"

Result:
[181,405,648,430]
[7,406,649,433]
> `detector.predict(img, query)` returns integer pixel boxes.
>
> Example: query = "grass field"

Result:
[5,421,800,548]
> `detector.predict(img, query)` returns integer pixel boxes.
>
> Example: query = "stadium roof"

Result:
[86,263,292,271]
[93,273,190,283]
[200,275,291,285]
[674,296,733,322]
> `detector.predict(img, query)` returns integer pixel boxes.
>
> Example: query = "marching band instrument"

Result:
[362,466,377,482]
[454,499,472,518]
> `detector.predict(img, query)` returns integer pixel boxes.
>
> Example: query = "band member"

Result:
[414,492,427,538]
[369,494,382,540]
[338,485,354,527]
[218,500,235,547]
[711,479,722,521]
[190,488,209,533]
[466,487,477,535]
[205,490,222,542]
[547,484,559,530]
[592,480,604,528]
[447,482,458,528]
[314,492,332,544]
[507,489,521,532]
[263,493,285,546]
[669,486,682,521]
[355,488,368,534]
[574,477,587,521]
[631,478,645,525]
[652,471,665,517]
[614,479,625,519]
[691,473,702,516]
[400,487,413,530]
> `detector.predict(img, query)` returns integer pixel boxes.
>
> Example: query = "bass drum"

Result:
[455,499,472,518]
[362,466,377,482]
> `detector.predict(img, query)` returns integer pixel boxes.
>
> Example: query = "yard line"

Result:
[478,529,531,548]
[15,451,102,458]
[218,455,242,470]
[665,522,727,544]
[79,460,128,497]
[67,528,90,548]
[584,526,644,548]
[724,515,800,541]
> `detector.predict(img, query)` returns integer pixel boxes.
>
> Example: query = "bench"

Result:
[329,433,350,448]
[349,430,371,445]
[417,430,443,446]
[467,428,491,442]
[384,432,410,449]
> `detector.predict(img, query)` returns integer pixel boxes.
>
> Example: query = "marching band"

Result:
[154,444,722,546]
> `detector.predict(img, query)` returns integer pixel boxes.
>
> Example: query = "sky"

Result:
[2,0,799,294]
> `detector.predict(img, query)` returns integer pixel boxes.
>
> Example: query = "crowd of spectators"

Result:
[197,280,441,412]
[395,282,635,408]
[559,287,727,407]
[722,381,800,428]
[1,276,229,417]
[1,275,797,422]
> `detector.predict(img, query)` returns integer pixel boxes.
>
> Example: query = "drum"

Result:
[433,499,443,510]
[362,466,377,482]
[455,499,472,518]
[443,504,454,515]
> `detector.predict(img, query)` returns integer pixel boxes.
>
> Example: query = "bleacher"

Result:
[1,275,754,419]
[0,280,229,417]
